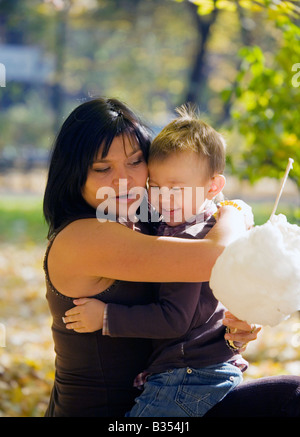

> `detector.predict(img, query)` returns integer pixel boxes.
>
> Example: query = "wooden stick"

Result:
[270,158,294,220]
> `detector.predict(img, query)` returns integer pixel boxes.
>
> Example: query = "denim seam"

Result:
[136,371,174,416]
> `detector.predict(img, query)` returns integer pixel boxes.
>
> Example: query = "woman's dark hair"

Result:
[43,97,152,238]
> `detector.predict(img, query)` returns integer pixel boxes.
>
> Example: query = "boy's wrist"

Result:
[102,304,110,335]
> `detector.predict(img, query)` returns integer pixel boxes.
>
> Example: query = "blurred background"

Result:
[0,0,300,416]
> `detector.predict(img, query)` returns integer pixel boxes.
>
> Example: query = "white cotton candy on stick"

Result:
[209,158,300,327]
[209,215,300,326]
[270,158,294,220]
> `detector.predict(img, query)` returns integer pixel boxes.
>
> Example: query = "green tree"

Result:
[184,0,300,187]
[222,20,300,187]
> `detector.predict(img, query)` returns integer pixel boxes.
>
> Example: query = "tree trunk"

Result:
[183,2,218,109]
[52,7,68,134]
[220,0,254,124]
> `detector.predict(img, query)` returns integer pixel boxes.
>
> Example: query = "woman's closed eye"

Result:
[93,167,111,173]
[128,157,144,166]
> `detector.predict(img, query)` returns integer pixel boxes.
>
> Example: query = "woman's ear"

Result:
[207,175,226,199]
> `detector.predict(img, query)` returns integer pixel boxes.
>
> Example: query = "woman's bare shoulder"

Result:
[56,218,107,242]
[47,219,115,296]
[50,219,96,257]
[52,218,124,258]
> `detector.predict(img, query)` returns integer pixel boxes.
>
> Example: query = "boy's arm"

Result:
[63,292,260,348]
[63,282,202,338]
[105,282,202,338]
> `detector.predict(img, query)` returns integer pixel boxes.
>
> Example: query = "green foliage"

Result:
[252,202,300,225]
[223,20,300,187]
[182,0,300,19]
[0,195,47,244]
[175,0,300,188]
[0,91,54,151]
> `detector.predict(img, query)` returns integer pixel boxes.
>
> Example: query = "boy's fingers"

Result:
[65,321,85,330]
[74,328,88,333]
[64,299,91,317]
[73,298,90,305]
[65,308,80,317]
[63,315,81,324]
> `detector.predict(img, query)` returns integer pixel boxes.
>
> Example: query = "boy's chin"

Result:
[163,214,195,227]
[164,219,185,227]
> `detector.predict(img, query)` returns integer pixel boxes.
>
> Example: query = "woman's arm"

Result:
[53,204,251,284]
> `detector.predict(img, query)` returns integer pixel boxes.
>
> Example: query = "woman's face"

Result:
[82,135,148,220]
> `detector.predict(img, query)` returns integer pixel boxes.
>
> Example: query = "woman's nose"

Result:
[112,167,131,187]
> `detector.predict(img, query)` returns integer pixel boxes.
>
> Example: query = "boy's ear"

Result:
[207,175,226,199]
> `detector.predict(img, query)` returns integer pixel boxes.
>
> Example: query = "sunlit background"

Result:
[0,0,300,416]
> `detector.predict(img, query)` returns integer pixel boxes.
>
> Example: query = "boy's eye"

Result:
[170,187,183,194]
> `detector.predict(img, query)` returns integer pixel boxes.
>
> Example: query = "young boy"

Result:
[64,105,250,417]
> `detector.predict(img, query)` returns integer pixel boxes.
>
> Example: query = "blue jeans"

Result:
[126,363,243,417]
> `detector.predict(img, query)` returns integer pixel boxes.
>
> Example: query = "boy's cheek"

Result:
[148,189,161,213]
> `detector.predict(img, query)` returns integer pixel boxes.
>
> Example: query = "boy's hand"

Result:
[218,199,254,230]
[63,298,106,333]
[231,199,254,230]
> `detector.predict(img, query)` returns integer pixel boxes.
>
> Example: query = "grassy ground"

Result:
[0,194,299,416]
[0,195,47,245]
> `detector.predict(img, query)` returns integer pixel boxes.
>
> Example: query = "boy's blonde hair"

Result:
[149,104,226,178]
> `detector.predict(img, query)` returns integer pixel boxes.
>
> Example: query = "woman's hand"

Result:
[223,311,261,352]
[63,298,106,333]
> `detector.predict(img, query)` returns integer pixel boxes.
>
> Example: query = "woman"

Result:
[43,97,300,417]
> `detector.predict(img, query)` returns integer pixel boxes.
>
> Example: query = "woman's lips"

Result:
[115,193,136,203]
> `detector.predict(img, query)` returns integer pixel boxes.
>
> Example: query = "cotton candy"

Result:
[209,214,300,326]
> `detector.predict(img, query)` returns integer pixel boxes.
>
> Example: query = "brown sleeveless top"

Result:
[44,219,157,417]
